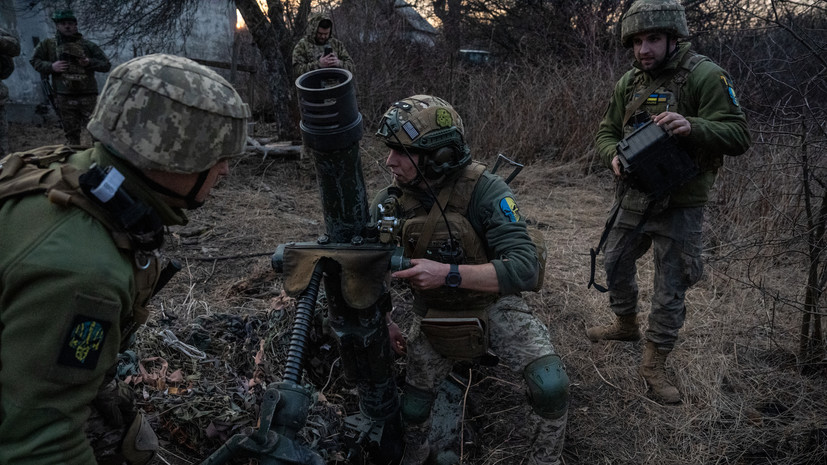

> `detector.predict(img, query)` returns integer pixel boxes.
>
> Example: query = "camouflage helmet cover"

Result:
[375,95,471,176]
[52,9,77,22]
[87,54,251,174]
[621,0,689,48]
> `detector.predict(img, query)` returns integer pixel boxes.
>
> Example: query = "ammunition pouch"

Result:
[419,306,489,360]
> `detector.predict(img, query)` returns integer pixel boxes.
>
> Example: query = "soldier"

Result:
[292,11,354,77]
[377,95,569,465]
[0,54,250,464]
[590,0,751,403]
[0,27,20,156]
[30,9,111,146]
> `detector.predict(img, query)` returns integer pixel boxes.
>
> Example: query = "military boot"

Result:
[585,314,641,342]
[639,341,681,404]
[400,440,430,465]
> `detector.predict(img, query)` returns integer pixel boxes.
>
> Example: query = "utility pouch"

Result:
[617,120,697,198]
[420,308,489,360]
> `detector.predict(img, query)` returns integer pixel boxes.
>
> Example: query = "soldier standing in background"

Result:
[0,27,20,156]
[292,11,354,77]
[590,0,750,403]
[30,9,111,146]
[0,54,250,464]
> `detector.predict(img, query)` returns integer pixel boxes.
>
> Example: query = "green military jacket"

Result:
[0,144,185,464]
[0,27,21,105]
[595,42,751,207]
[30,32,111,95]
[372,163,539,316]
[292,12,354,77]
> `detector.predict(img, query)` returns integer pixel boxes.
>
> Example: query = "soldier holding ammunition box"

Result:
[591,0,751,404]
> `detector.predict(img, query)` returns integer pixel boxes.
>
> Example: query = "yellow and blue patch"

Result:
[500,197,521,222]
[58,315,110,370]
[720,75,740,107]
[645,93,669,106]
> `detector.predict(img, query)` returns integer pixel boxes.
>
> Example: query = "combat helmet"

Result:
[621,0,689,48]
[376,95,471,180]
[87,54,250,174]
[52,9,77,22]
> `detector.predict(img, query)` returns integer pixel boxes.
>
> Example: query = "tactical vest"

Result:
[0,146,162,349]
[618,50,720,214]
[624,50,722,174]
[398,162,497,315]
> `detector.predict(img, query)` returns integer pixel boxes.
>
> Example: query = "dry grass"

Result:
[7,90,827,465]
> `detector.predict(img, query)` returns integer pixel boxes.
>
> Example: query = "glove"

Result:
[92,377,137,427]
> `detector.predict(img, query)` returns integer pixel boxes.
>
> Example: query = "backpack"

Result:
[0,145,165,348]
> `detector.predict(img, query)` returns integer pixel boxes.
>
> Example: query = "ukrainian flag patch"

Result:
[500,197,521,222]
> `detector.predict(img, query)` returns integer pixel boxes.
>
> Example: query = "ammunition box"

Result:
[616,120,698,197]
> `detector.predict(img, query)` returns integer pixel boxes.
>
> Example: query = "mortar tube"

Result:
[295,68,402,462]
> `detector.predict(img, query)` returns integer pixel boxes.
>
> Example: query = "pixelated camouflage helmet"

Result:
[87,54,250,174]
[376,95,471,178]
[52,9,77,22]
[621,0,689,48]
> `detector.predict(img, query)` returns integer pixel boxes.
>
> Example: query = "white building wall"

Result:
[1,0,238,123]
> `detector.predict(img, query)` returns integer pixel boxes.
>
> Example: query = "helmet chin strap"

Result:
[137,169,210,210]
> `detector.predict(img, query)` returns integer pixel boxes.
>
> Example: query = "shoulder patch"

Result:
[58,315,111,370]
[499,197,521,222]
[720,75,740,107]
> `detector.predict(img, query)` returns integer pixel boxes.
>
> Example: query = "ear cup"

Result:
[432,147,457,167]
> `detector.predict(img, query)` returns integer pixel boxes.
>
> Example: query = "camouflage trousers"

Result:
[0,102,7,157]
[56,93,97,146]
[604,206,704,350]
[403,295,567,465]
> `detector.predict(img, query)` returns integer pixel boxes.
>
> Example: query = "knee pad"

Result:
[401,384,435,426]
[523,354,570,420]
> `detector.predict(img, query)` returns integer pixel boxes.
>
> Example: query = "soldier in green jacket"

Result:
[292,12,354,77]
[0,54,249,464]
[589,0,751,404]
[30,9,111,145]
[377,95,569,465]
[0,27,20,156]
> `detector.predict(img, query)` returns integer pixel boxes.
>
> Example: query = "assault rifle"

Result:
[40,78,64,130]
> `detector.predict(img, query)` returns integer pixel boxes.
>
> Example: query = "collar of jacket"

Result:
[90,143,189,226]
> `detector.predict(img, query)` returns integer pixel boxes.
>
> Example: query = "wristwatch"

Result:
[445,263,462,288]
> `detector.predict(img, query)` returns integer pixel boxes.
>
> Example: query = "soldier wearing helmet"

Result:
[0,54,250,464]
[590,0,751,403]
[30,8,111,145]
[0,27,20,157]
[376,95,569,465]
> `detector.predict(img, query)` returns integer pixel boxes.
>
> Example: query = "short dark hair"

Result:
[318,19,332,29]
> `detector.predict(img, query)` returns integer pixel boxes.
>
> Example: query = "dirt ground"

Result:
[6,120,827,464]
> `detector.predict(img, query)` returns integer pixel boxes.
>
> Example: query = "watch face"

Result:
[445,264,461,287]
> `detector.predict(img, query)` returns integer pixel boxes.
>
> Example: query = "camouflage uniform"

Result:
[0,54,249,464]
[0,27,20,156]
[292,12,354,77]
[30,24,111,145]
[374,165,568,465]
[594,9,751,351]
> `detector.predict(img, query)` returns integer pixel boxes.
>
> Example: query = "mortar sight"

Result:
[296,69,363,152]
